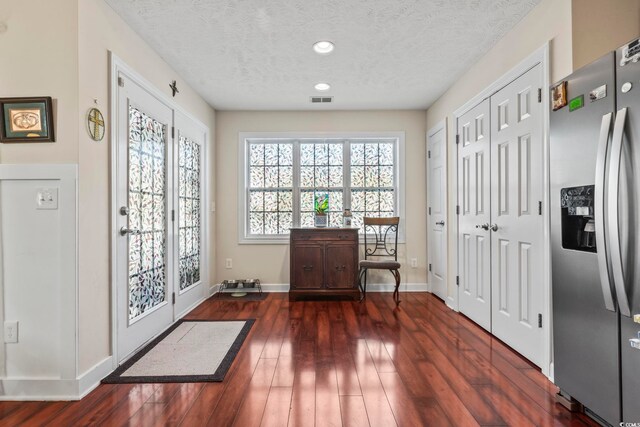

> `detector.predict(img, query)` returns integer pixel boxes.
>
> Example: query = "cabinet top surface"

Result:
[290,227,359,232]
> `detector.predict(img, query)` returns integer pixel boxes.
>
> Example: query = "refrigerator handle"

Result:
[608,107,631,317]
[595,112,616,312]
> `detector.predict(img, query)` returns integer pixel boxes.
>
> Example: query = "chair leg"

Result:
[358,268,367,301]
[390,269,401,302]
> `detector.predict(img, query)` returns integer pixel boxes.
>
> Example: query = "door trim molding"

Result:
[451,43,551,378]
[109,52,210,369]
[426,119,449,301]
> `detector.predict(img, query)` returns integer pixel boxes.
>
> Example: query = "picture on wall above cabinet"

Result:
[0,97,55,143]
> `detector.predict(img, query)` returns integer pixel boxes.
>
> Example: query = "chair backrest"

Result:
[362,217,400,260]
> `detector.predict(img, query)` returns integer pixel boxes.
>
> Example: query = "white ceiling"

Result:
[105,0,540,110]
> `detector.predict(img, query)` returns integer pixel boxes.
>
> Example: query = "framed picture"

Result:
[551,81,568,111]
[0,97,55,143]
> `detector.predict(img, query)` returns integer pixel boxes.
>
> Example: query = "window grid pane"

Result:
[178,135,201,291]
[350,142,395,231]
[245,138,397,237]
[248,142,294,235]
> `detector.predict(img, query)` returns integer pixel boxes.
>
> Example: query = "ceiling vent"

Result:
[310,96,333,104]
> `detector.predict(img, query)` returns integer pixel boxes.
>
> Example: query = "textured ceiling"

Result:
[104,0,540,110]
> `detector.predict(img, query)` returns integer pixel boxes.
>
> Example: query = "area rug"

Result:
[102,319,254,383]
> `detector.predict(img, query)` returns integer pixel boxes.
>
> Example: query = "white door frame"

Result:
[452,43,552,378]
[426,119,448,299]
[109,52,210,368]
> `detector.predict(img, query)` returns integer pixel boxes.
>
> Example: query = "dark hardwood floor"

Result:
[2,293,597,426]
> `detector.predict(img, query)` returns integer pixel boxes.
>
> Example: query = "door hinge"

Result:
[172,292,176,305]
[428,150,431,159]
[118,76,124,87]
[538,201,542,215]
[171,210,175,222]
[171,126,175,139]
[456,205,460,215]
[538,88,542,103]
[538,313,543,328]
[456,276,460,286]
[456,134,460,145]
[429,263,432,272]
[428,207,431,215]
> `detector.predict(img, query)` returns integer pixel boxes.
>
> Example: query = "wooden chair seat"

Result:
[359,260,401,269]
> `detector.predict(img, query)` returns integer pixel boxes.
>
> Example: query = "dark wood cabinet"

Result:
[290,228,359,300]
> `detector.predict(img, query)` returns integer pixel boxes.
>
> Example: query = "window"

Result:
[239,132,404,243]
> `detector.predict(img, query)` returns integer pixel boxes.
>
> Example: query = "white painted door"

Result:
[489,64,543,366]
[457,99,492,331]
[427,123,447,300]
[116,73,174,362]
[173,111,207,317]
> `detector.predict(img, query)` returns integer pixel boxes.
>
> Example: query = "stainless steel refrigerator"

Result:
[551,37,640,426]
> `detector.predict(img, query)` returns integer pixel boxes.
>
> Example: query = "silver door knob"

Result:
[120,227,141,236]
[436,220,445,226]
[490,224,499,232]
[475,223,489,230]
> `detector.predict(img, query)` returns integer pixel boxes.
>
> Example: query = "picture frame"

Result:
[551,81,568,111]
[0,97,55,143]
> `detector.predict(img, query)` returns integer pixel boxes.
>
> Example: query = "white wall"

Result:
[425,0,574,302]
[0,0,217,392]
[216,110,427,287]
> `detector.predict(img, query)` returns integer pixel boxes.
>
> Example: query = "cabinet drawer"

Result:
[291,230,357,242]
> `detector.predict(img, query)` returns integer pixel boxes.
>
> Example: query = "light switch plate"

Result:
[36,188,58,210]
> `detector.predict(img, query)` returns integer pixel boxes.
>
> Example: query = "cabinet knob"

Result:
[335,265,346,271]
[303,265,313,271]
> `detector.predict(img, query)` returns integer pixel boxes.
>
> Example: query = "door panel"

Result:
[293,245,323,289]
[174,111,207,317]
[326,244,355,289]
[490,64,543,366]
[428,124,447,300]
[457,99,491,331]
[116,74,174,362]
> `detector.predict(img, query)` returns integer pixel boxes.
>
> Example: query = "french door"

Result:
[115,72,205,363]
[456,64,544,366]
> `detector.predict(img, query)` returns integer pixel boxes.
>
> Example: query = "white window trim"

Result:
[238,131,406,244]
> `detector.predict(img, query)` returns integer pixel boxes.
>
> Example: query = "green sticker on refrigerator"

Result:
[569,95,584,112]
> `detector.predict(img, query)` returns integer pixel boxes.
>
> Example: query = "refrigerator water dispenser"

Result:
[561,185,596,252]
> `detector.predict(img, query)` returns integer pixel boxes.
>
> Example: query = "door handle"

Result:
[608,108,631,317]
[490,224,498,232]
[303,265,313,271]
[595,112,616,311]
[436,220,445,226]
[335,265,346,271]
[475,223,489,231]
[120,227,141,236]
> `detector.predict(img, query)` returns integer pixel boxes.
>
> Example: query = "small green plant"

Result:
[314,192,329,215]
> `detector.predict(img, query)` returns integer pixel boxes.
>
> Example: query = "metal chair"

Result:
[358,217,401,301]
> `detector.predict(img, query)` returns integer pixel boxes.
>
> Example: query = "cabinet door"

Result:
[293,244,324,289]
[326,244,356,289]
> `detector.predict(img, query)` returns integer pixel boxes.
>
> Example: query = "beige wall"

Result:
[77,0,216,372]
[425,0,573,300]
[0,0,80,163]
[215,110,427,286]
[572,0,640,70]
[1,0,216,375]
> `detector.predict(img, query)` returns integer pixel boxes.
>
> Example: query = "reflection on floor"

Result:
[0,292,597,426]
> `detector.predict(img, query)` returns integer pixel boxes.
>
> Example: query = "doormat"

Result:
[102,319,254,383]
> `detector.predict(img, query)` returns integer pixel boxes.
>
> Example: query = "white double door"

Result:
[115,72,206,363]
[457,64,544,366]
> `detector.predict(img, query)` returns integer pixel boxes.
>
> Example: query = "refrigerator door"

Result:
[616,38,640,423]
[550,52,620,425]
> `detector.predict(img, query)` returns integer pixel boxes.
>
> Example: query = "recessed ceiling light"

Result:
[313,41,335,55]
[314,82,331,91]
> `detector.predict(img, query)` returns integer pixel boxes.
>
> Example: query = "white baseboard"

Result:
[78,356,113,399]
[0,356,113,401]
[211,282,428,293]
